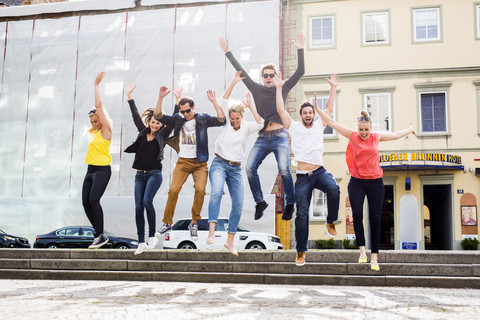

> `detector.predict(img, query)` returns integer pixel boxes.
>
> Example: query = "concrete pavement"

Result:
[1,280,480,319]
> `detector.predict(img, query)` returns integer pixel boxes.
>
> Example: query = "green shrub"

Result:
[342,238,359,249]
[315,238,336,249]
[460,237,479,250]
[315,239,325,249]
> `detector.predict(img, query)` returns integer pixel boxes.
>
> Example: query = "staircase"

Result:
[1,249,479,288]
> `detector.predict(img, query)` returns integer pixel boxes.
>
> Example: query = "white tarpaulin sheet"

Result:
[0,0,282,244]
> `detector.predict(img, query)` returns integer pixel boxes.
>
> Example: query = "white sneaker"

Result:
[134,242,148,255]
[146,237,159,249]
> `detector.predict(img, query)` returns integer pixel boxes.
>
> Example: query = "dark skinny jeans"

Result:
[82,165,111,237]
[347,176,384,254]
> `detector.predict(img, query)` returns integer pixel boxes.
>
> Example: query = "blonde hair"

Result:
[228,103,247,118]
[358,110,372,125]
[261,63,278,75]
[87,108,112,136]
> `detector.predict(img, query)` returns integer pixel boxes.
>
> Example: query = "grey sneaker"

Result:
[189,223,198,242]
[155,223,171,238]
[88,233,109,249]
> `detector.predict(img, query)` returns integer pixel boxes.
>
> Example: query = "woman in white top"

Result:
[206,71,263,255]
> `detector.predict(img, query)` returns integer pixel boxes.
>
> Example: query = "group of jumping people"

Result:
[81,34,415,271]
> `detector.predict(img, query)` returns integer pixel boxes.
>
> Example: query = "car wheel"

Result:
[116,244,130,249]
[177,241,197,249]
[246,241,266,250]
[47,244,58,249]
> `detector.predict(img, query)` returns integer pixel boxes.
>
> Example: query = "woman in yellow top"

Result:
[83,71,113,249]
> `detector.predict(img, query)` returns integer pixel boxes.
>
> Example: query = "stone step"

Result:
[1,249,480,264]
[0,268,479,289]
[1,258,479,277]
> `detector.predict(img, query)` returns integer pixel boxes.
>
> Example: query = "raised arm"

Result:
[126,84,145,131]
[314,87,353,139]
[172,85,183,106]
[207,90,225,121]
[273,72,292,129]
[154,86,171,119]
[379,124,416,141]
[242,92,262,124]
[284,34,305,90]
[94,72,112,140]
[222,70,244,100]
[219,37,257,90]
[321,73,338,126]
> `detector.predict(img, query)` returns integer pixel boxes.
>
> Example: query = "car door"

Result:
[79,227,95,248]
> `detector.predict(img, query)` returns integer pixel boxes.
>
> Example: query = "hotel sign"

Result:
[379,152,464,171]
[379,153,462,164]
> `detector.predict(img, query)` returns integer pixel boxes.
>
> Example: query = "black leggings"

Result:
[347,177,384,254]
[82,165,111,237]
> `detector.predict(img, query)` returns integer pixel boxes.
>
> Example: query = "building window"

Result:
[310,189,327,220]
[476,4,480,39]
[364,93,391,132]
[310,95,335,137]
[310,16,334,49]
[363,11,389,45]
[420,92,447,133]
[413,8,441,42]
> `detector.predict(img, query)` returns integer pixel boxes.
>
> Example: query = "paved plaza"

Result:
[1,279,479,319]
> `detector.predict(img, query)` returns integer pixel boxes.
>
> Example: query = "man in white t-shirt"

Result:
[274,73,340,266]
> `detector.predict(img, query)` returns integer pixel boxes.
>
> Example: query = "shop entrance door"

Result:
[380,185,394,250]
[423,184,453,250]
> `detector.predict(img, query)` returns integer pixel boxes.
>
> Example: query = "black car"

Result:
[0,229,30,248]
[34,226,138,249]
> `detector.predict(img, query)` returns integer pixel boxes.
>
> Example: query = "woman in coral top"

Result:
[83,71,112,250]
[316,74,415,271]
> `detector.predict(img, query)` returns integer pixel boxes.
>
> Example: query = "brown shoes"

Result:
[295,251,306,266]
[325,223,337,238]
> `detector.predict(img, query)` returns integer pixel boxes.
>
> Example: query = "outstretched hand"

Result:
[233,70,245,83]
[173,85,183,101]
[219,37,229,53]
[293,34,305,49]
[409,123,417,137]
[273,72,285,88]
[94,71,105,86]
[159,86,171,98]
[206,90,217,103]
[242,92,252,109]
[325,73,339,88]
[127,84,136,95]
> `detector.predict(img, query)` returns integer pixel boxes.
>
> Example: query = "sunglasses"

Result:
[180,108,192,114]
[357,116,371,121]
[262,74,275,79]
[88,109,97,115]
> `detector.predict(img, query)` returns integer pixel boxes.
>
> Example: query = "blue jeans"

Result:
[246,129,295,205]
[208,157,244,234]
[348,177,384,254]
[134,170,163,243]
[295,167,340,253]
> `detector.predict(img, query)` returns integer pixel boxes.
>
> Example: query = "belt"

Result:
[137,169,158,173]
[215,154,241,167]
[259,127,287,135]
[296,166,323,176]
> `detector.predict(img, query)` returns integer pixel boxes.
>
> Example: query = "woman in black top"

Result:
[124,84,179,255]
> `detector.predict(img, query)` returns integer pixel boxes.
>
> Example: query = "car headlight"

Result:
[130,241,138,246]
[268,236,281,243]
[4,236,15,241]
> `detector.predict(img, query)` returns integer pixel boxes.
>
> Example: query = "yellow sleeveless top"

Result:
[85,130,112,166]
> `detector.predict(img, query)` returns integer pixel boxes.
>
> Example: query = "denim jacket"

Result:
[124,99,178,161]
[155,111,226,163]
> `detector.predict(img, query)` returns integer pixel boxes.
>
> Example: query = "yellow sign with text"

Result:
[379,153,462,164]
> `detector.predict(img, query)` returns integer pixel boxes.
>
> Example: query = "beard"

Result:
[302,118,313,127]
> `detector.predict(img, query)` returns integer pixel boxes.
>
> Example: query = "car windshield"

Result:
[0,229,5,235]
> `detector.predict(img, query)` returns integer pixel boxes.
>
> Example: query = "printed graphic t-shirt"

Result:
[178,119,197,158]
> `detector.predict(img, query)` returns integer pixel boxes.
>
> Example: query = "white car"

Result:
[163,218,283,250]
